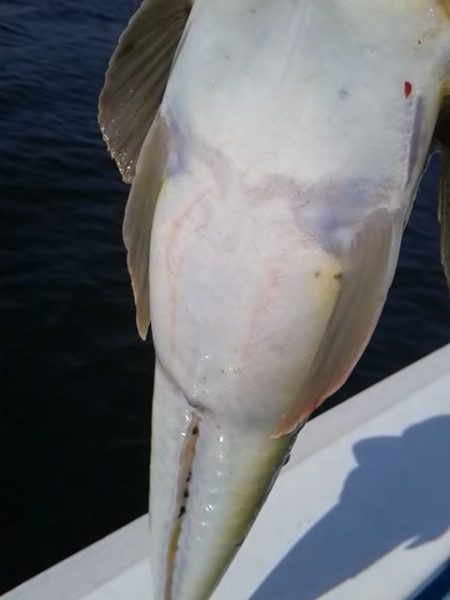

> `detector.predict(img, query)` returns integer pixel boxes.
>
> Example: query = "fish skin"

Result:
[102,1,450,599]
[150,358,296,599]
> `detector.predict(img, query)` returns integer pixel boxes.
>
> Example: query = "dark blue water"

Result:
[1,1,450,594]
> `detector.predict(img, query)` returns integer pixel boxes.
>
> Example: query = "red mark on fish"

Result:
[404,81,412,99]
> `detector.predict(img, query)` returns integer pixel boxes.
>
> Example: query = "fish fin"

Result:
[273,210,403,437]
[124,114,169,339]
[436,97,450,291]
[438,147,450,290]
[98,0,192,183]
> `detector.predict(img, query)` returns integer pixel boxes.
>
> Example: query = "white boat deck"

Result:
[4,345,450,600]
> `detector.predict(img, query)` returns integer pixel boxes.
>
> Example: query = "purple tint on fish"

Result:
[318,214,341,236]
[165,109,188,177]
[293,178,391,254]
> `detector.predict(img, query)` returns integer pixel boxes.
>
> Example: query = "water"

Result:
[1,1,450,594]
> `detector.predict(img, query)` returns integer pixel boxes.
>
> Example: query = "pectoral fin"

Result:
[273,209,403,437]
[123,114,169,339]
[99,0,192,182]
[438,147,450,289]
[434,95,450,292]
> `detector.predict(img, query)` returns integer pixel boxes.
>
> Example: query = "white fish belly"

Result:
[150,167,343,428]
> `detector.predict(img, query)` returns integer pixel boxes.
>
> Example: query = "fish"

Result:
[98,1,450,598]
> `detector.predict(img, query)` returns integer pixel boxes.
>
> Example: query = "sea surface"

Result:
[1,1,450,594]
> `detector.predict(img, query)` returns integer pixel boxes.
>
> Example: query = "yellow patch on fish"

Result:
[311,252,343,310]
[269,251,343,438]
